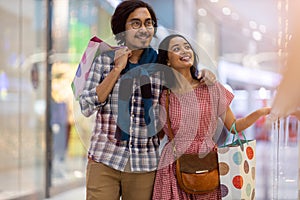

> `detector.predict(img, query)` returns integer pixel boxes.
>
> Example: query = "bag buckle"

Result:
[196,170,209,174]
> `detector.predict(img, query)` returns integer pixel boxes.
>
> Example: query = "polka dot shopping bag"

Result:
[217,123,256,200]
[71,36,116,100]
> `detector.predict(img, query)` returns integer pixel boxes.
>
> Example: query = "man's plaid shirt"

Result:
[79,52,163,172]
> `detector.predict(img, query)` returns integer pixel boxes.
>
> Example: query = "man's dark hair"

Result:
[111,0,158,45]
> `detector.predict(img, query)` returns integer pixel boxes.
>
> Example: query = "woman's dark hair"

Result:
[158,34,199,86]
[111,0,158,45]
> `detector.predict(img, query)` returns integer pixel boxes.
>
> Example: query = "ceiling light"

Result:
[222,7,231,16]
[252,31,262,41]
[259,87,267,99]
[231,12,239,21]
[249,20,257,29]
[259,25,266,33]
[198,8,207,16]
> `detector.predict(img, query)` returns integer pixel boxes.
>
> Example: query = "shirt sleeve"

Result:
[79,55,109,117]
[216,82,234,116]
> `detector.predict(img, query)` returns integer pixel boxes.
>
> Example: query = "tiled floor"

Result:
[46,141,299,200]
[1,141,299,200]
[45,187,85,200]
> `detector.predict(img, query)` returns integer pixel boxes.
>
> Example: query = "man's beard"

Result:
[131,32,152,49]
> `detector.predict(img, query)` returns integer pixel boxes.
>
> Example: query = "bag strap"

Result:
[165,89,177,156]
[222,121,248,147]
[165,89,174,139]
[230,122,247,144]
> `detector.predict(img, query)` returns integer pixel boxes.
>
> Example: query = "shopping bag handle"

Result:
[230,122,247,142]
[222,122,248,147]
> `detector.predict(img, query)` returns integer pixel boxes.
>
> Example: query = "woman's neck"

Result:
[172,69,199,93]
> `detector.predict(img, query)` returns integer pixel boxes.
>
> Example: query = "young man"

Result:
[79,1,215,199]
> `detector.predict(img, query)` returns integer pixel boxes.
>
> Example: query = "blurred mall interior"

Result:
[0,0,299,199]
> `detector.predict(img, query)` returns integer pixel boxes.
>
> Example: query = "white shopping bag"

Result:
[218,127,256,200]
[71,36,116,100]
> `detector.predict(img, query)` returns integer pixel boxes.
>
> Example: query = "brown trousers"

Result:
[86,159,156,200]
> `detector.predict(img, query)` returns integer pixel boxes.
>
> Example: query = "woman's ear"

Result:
[167,59,170,66]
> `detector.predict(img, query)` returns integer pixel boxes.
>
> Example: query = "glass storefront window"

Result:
[0,0,113,198]
[0,0,47,199]
[48,0,112,196]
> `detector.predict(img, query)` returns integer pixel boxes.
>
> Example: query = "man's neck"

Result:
[129,49,144,64]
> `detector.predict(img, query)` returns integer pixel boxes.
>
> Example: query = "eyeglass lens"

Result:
[129,19,155,29]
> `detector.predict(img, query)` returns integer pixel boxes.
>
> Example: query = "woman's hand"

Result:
[114,47,132,72]
[290,109,300,120]
[198,69,216,85]
[262,107,271,115]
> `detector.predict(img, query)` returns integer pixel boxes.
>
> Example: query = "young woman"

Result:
[152,34,271,200]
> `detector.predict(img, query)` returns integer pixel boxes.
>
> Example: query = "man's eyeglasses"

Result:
[127,19,155,29]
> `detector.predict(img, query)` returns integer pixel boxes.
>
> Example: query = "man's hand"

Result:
[198,69,216,85]
[114,46,132,72]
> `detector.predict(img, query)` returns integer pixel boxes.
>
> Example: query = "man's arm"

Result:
[198,69,216,85]
[96,47,131,102]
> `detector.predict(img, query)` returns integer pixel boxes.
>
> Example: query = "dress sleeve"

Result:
[216,82,234,116]
[79,54,110,117]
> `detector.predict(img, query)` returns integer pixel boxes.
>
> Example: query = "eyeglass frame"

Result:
[127,19,156,29]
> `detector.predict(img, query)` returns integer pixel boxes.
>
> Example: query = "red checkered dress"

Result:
[153,82,234,200]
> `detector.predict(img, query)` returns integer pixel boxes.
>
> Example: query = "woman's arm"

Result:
[222,106,271,133]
